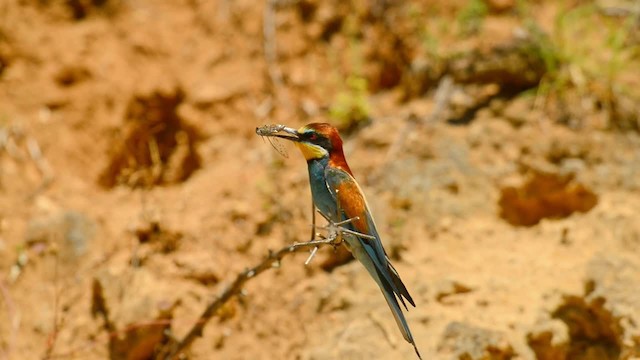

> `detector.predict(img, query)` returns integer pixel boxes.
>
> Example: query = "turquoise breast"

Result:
[306,157,339,221]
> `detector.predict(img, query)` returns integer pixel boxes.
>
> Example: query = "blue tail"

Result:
[345,236,422,359]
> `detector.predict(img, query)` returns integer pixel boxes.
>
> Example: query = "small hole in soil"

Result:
[498,172,598,227]
[0,50,9,77]
[297,0,317,22]
[54,65,90,86]
[98,87,202,188]
[321,17,343,42]
[67,0,111,20]
[134,221,182,254]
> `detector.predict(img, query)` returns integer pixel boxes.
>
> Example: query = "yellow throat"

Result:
[295,142,328,161]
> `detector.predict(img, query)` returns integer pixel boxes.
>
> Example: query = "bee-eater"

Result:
[259,123,421,358]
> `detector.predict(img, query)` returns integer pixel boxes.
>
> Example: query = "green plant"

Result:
[457,0,488,35]
[328,13,371,131]
[329,74,371,130]
[521,3,640,128]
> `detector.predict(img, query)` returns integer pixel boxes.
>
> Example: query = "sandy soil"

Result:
[1,1,639,359]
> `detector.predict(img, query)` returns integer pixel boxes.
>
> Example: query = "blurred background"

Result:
[1,0,639,359]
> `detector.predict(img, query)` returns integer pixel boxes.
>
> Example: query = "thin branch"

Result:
[159,235,340,360]
[26,137,54,199]
[309,200,316,242]
[304,200,319,265]
[263,0,291,108]
[0,280,17,360]
[43,253,62,360]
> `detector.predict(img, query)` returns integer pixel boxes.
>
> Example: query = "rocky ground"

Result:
[0,0,639,359]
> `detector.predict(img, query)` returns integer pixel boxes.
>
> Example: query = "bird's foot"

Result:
[304,208,377,266]
[316,214,376,241]
[304,212,366,265]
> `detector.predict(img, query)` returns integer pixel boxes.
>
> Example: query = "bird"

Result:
[259,122,421,359]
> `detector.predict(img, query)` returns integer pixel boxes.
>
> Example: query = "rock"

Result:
[585,255,640,358]
[526,254,640,359]
[26,210,96,260]
[526,319,569,360]
[93,268,180,360]
[449,37,546,91]
[438,321,515,359]
[434,279,473,304]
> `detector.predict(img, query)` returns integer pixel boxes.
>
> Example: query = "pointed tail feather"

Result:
[375,262,422,359]
[375,263,415,344]
[348,238,421,358]
[388,260,416,308]
[358,239,415,312]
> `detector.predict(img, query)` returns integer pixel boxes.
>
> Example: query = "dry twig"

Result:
[42,253,62,360]
[26,137,54,199]
[0,280,17,360]
[263,0,291,108]
[159,234,341,359]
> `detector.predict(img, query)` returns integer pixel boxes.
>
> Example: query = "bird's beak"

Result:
[276,126,300,142]
[256,125,300,142]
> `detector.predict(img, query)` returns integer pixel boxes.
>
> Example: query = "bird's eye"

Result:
[308,133,318,141]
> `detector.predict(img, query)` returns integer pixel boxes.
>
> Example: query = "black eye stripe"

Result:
[301,131,317,141]
[301,131,331,150]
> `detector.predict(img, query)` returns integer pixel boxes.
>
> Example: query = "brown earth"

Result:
[1,1,639,359]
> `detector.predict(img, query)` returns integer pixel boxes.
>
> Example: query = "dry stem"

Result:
[263,0,291,108]
[42,253,62,360]
[159,235,340,360]
[0,280,17,360]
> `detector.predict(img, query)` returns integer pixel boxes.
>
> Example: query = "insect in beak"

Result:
[256,124,300,157]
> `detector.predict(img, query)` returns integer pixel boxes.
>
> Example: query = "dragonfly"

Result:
[256,124,289,158]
